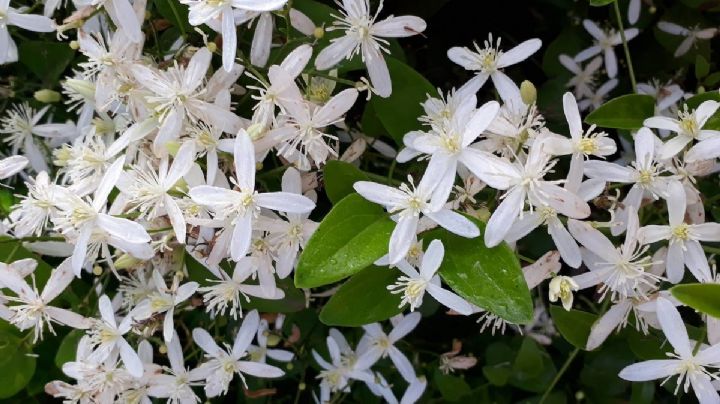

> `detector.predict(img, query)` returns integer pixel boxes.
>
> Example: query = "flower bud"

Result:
[159,345,168,354]
[69,40,79,50]
[548,275,579,311]
[115,253,141,270]
[34,89,61,103]
[207,42,218,53]
[520,80,537,105]
[313,26,325,39]
[92,265,103,276]
[266,333,282,347]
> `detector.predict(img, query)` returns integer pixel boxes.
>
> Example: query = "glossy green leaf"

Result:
[323,161,369,205]
[549,305,597,349]
[584,94,656,130]
[295,194,394,288]
[319,266,402,326]
[425,220,533,324]
[434,369,472,401]
[155,0,191,35]
[0,330,36,398]
[19,41,75,85]
[671,283,720,318]
[513,337,544,376]
[54,330,83,369]
[368,57,437,144]
[589,0,616,5]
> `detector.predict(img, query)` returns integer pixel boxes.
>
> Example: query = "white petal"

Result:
[119,338,144,377]
[567,219,619,260]
[97,214,151,243]
[485,187,524,247]
[222,10,237,72]
[656,297,692,358]
[618,360,680,381]
[255,192,315,213]
[313,88,358,127]
[372,16,426,38]
[389,215,419,265]
[419,239,444,280]
[233,310,259,357]
[586,300,632,350]
[424,209,479,238]
[563,92,583,138]
[315,35,357,70]
[497,38,542,68]
[250,12,273,67]
[427,284,473,315]
[363,44,392,98]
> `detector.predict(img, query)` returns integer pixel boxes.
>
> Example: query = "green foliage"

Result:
[671,283,720,318]
[425,220,533,324]
[584,94,656,130]
[549,305,597,349]
[319,266,403,326]
[368,57,438,144]
[323,160,369,204]
[0,329,36,398]
[18,42,75,85]
[295,194,394,288]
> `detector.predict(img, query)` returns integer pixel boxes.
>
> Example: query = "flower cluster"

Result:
[1,0,720,402]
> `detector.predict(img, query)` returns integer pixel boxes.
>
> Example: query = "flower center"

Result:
[577,137,598,154]
[440,133,461,154]
[672,224,690,241]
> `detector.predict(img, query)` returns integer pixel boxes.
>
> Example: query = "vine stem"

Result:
[539,347,579,404]
[612,0,637,93]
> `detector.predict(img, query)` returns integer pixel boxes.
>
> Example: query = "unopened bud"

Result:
[313,26,324,39]
[286,363,294,370]
[207,42,217,53]
[520,80,537,105]
[34,89,61,103]
[69,40,80,50]
[159,345,168,354]
[266,333,282,347]
[92,266,103,276]
[115,253,141,270]
[698,86,706,94]
[298,383,306,391]
[246,123,265,140]
[165,141,180,156]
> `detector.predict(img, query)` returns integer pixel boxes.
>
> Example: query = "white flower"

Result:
[387,239,473,315]
[411,99,500,208]
[147,331,204,403]
[192,310,284,397]
[133,270,199,343]
[53,158,152,275]
[558,55,603,100]
[189,131,315,261]
[578,78,618,111]
[355,312,420,382]
[130,47,242,152]
[575,20,638,78]
[0,3,55,64]
[569,207,662,300]
[0,155,27,179]
[548,275,579,311]
[619,297,720,404]
[197,257,284,319]
[314,0,426,97]
[10,171,58,237]
[354,173,479,265]
[627,0,641,24]
[638,80,685,114]
[1,258,90,342]
[544,92,617,192]
[657,21,717,57]
[584,127,672,236]
[0,103,75,172]
[270,77,359,169]
[644,100,720,161]
[121,141,195,244]
[247,318,294,364]
[586,291,663,350]
[448,34,542,100]
[255,167,318,278]
[477,136,591,247]
[180,0,287,71]
[86,295,145,378]
[638,181,720,283]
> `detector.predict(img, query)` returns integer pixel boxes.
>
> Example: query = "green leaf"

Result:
[360,101,386,137]
[0,330,36,398]
[549,305,597,349]
[155,0,191,35]
[584,94,656,130]
[54,330,83,369]
[513,337,544,376]
[19,41,75,85]
[295,194,394,288]
[319,266,402,326]
[704,72,720,87]
[696,55,710,79]
[434,369,472,401]
[425,220,533,324]
[589,0,616,5]
[323,161,369,205]
[368,57,437,144]
[671,283,720,318]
